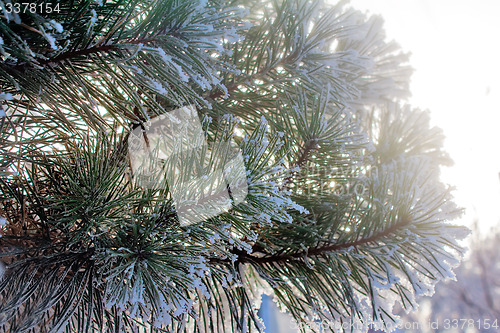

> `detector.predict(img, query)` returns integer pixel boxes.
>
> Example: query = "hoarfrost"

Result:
[44,33,57,50]
[157,48,172,63]
[156,48,189,82]
[49,20,64,33]
[148,79,168,95]
[0,92,13,101]
[90,9,98,27]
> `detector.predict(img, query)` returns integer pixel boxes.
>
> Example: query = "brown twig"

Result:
[9,38,157,71]
[209,217,411,265]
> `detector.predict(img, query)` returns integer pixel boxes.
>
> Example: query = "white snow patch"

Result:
[157,48,172,63]
[90,9,98,26]
[171,61,189,82]
[149,79,168,95]
[44,33,57,50]
[0,92,13,101]
[49,20,64,33]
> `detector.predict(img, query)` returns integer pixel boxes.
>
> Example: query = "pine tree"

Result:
[0,0,469,332]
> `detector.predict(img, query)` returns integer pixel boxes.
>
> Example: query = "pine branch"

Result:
[0,0,467,330]
[208,57,290,100]
[41,44,120,65]
[210,217,411,265]
[8,38,161,71]
[279,138,317,190]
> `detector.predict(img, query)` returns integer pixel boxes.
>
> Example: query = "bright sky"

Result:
[349,0,500,234]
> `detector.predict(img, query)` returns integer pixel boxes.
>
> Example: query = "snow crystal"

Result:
[90,9,98,26]
[0,217,6,226]
[199,24,214,33]
[156,48,189,82]
[127,65,142,74]
[195,0,208,9]
[149,79,168,95]
[202,115,212,124]
[49,20,64,33]
[172,62,189,82]
[223,27,242,44]
[44,33,57,50]
[157,48,172,63]
[0,92,13,101]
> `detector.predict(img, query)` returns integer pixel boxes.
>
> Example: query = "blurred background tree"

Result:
[0,0,468,332]
[380,221,500,333]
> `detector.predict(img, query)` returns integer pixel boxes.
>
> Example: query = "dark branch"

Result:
[41,45,119,65]
[9,39,156,71]
[209,217,411,265]
[279,139,317,191]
